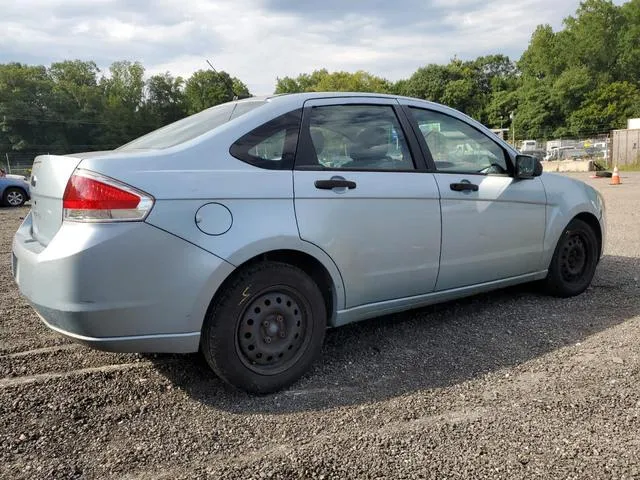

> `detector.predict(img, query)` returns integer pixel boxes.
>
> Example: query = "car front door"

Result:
[293,97,442,310]
[403,102,547,291]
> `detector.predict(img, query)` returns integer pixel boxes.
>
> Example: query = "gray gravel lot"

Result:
[1,172,640,479]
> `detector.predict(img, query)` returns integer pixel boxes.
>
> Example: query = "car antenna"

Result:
[206,59,239,101]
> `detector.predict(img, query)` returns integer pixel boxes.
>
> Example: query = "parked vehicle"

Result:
[12,93,606,393]
[544,146,577,161]
[0,173,30,207]
[524,149,546,161]
[520,139,537,151]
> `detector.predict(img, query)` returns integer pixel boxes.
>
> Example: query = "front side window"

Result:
[408,107,509,175]
[229,109,302,169]
[301,104,415,171]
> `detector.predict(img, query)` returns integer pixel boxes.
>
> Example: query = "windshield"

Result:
[116,99,267,151]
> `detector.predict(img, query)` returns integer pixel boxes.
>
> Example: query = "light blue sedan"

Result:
[12,93,606,393]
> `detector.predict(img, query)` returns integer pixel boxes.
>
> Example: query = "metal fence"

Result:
[514,135,611,166]
[1,152,37,177]
[1,144,119,177]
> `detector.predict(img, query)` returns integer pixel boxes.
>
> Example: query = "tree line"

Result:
[1,0,639,161]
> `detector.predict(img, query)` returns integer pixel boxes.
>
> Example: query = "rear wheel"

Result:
[201,261,326,394]
[543,218,599,297]
[3,188,27,207]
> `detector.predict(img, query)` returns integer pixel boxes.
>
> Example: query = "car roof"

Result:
[260,91,438,106]
[258,92,462,120]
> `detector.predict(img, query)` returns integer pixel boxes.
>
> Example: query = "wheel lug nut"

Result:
[279,332,286,338]
[264,337,272,344]
[262,320,270,328]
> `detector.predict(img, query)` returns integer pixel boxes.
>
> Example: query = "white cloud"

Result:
[0,0,628,95]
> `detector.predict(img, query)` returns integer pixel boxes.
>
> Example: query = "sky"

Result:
[0,0,628,95]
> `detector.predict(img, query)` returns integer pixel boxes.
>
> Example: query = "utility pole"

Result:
[509,111,515,147]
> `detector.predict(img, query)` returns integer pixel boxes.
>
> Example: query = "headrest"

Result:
[350,126,389,162]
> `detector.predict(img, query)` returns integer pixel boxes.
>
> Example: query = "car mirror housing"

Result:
[515,154,543,179]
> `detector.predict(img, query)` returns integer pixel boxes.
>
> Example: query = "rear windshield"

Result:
[116,100,266,151]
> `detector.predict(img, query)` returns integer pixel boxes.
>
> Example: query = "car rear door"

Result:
[402,101,547,291]
[292,97,442,310]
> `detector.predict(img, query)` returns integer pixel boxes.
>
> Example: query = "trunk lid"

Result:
[29,152,108,246]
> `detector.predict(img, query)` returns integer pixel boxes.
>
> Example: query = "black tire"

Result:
[201,261,326,394]
[543,218,599,298]
[595,171,612,178]
[3,187,27,207]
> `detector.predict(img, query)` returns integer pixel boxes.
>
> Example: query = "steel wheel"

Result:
[201,261,327,394]
[236,287,310,376]
[559,233,588,283]
[543,218,599,298]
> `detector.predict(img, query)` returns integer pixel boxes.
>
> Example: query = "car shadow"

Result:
[149,254,640,414]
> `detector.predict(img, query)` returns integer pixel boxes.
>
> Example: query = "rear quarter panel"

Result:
[143,188,346,316]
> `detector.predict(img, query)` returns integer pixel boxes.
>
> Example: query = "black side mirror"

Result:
[515,154,543,179]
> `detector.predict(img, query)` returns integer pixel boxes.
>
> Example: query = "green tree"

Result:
[399,64,453,102]
[48,60,103,152]
[551,65,595,118]
[519,24,567,79]
[617,0,640,84]
[143,72,187,129]
[184,70,250,115]
[399,55,517,123]
[274,69,392,94]
[485,89,519,129]
[0,63,57,155]
[99,60,147,146]
[561,0,624,80]
[568,81,640,135]
[512,78,561,139]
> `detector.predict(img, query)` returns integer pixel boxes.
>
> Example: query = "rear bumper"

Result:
[32,308,201,353]
[12,212,235,353]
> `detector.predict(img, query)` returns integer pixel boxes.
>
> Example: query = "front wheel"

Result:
[543,218,599,297]
[201,261,326,394]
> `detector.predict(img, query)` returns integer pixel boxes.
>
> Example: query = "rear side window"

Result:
[230,109,302,169]
[117,100,266,151]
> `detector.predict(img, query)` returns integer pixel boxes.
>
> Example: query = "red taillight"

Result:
[63,175,141,210]
[63,169,154,222]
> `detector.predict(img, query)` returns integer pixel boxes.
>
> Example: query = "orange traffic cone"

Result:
[611,166,621,185]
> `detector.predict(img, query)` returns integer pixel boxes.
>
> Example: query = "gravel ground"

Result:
[1,172,640,479]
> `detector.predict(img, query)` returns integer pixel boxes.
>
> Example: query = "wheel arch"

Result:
[210,247,344,328]
[573,211,603,260]
[543,209,604,270]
